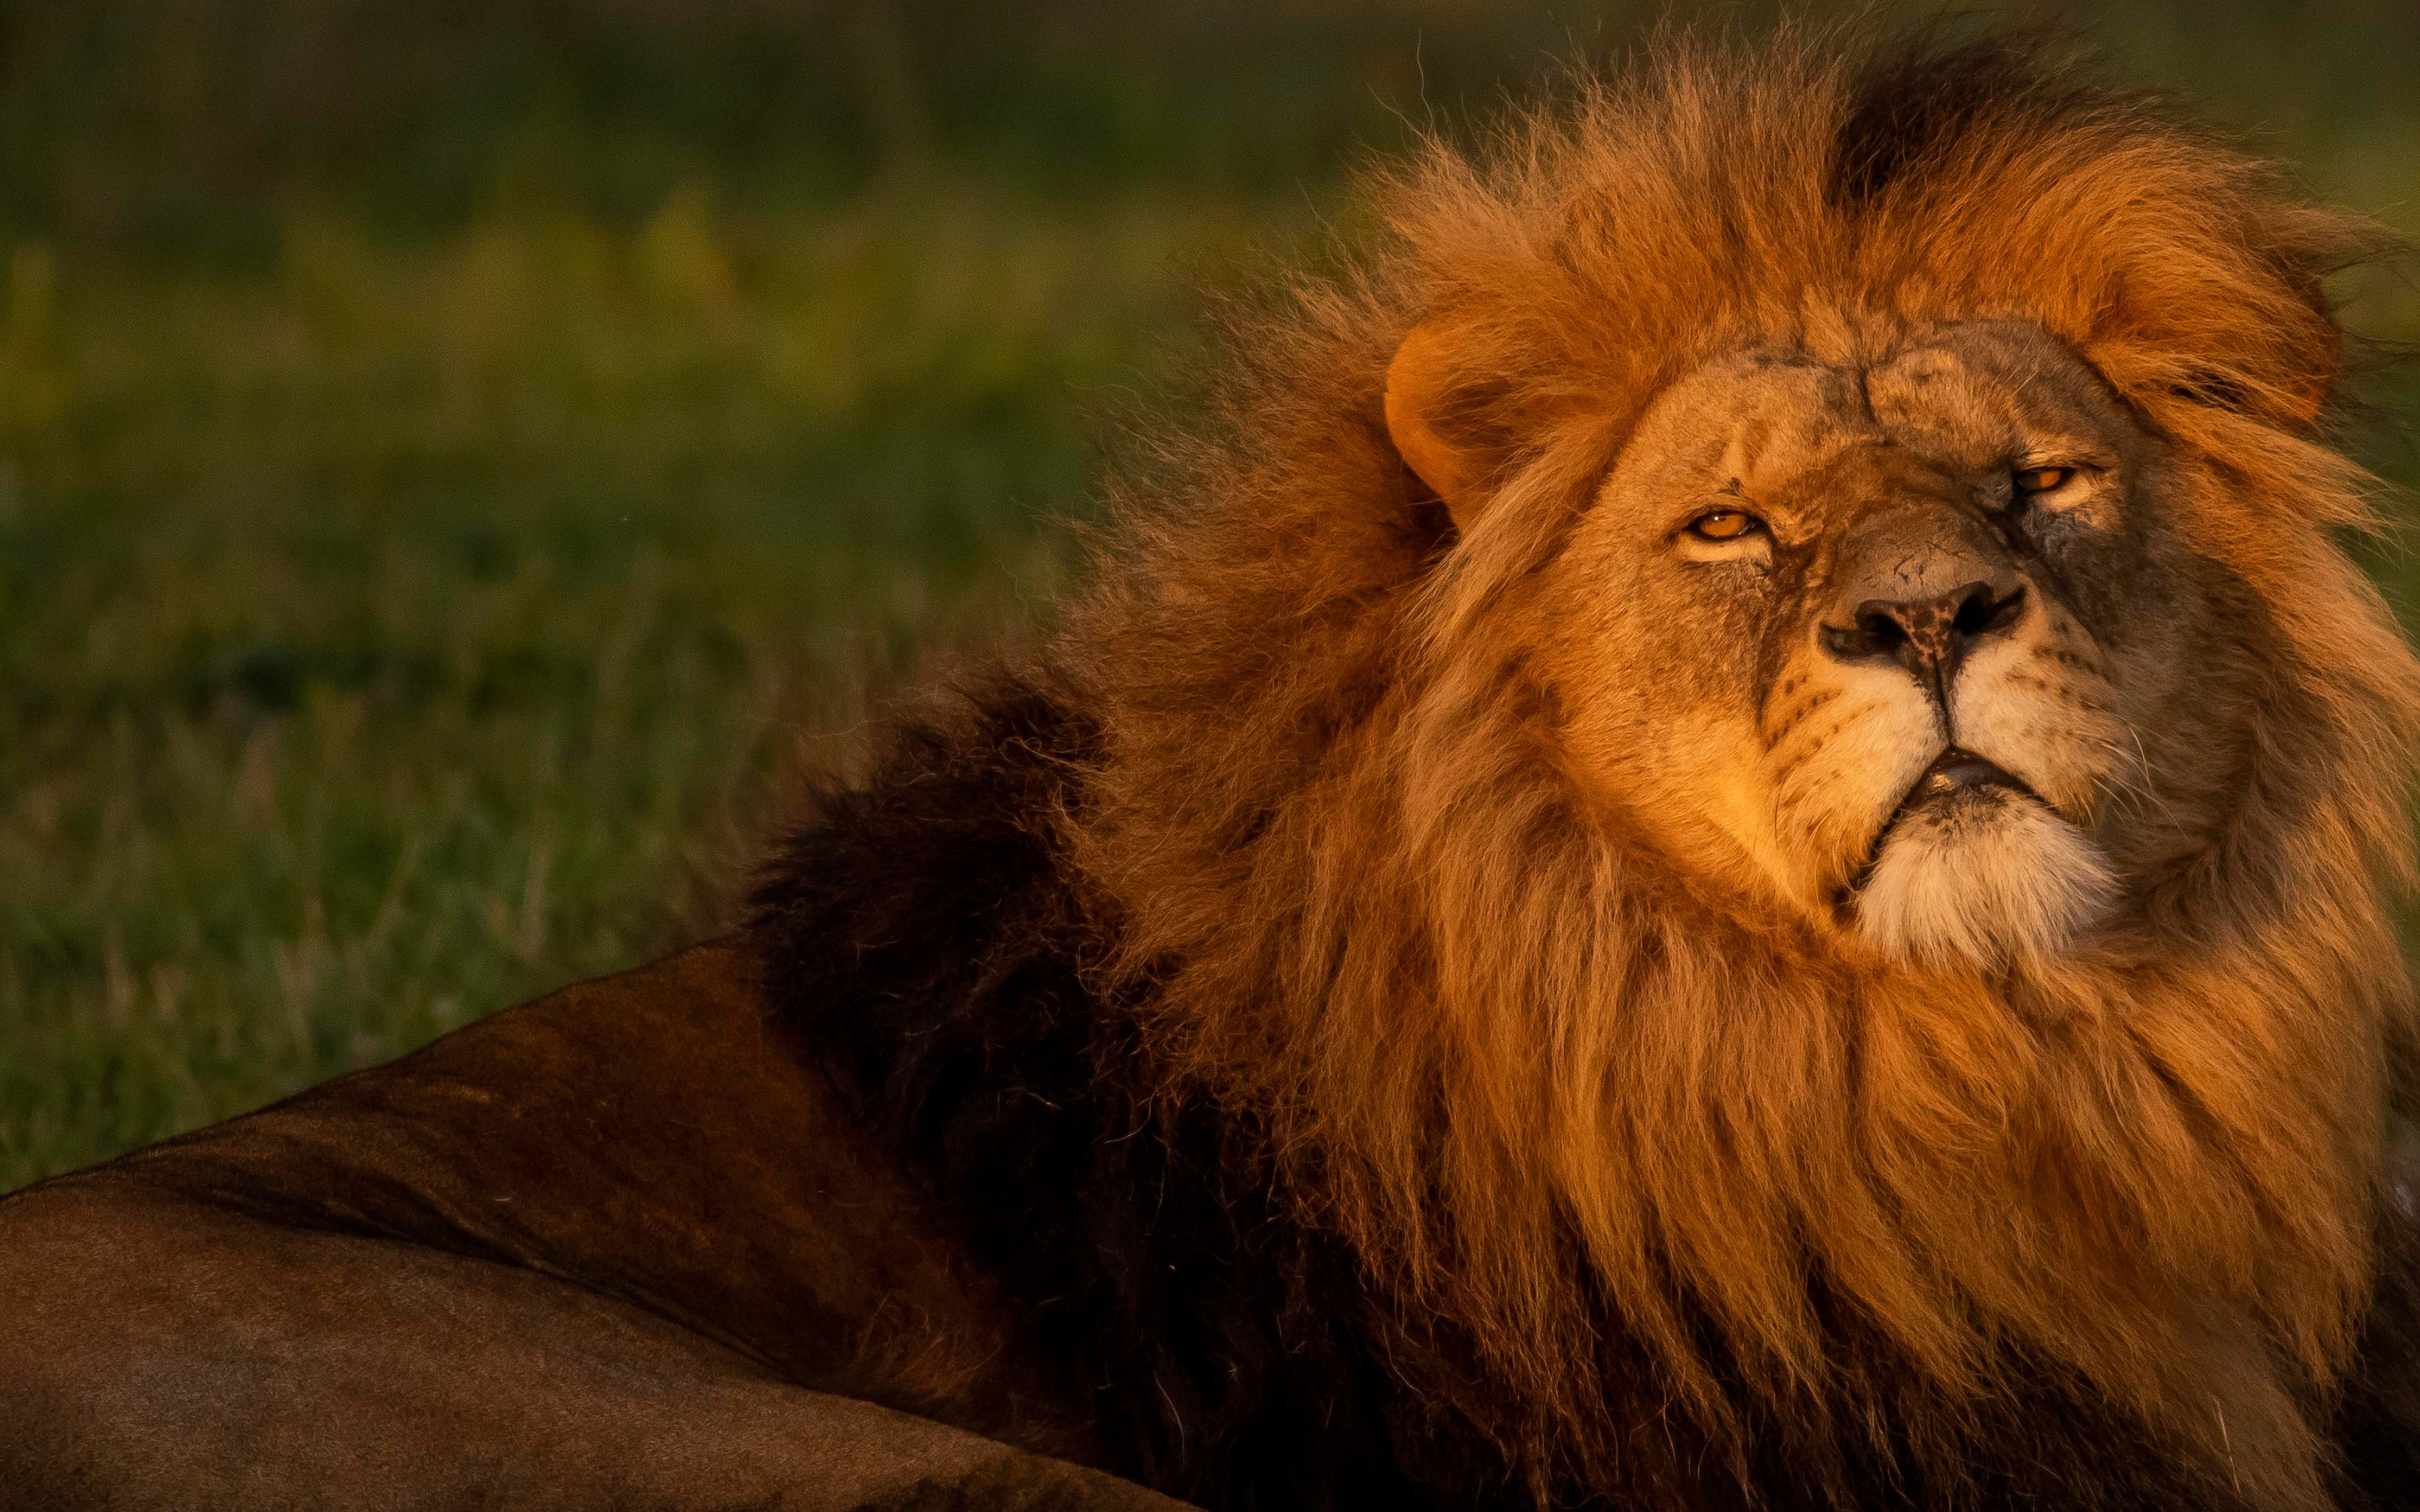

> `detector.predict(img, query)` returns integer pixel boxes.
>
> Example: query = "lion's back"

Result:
[0,937,1100,1466]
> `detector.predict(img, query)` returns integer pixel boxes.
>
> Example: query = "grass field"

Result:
[0,186,1294,1184]
[5,1,2419,1191]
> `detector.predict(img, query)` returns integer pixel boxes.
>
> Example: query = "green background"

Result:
[3,0,2417,1189]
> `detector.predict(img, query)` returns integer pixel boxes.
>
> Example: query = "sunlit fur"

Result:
[1058,29,2420,1510]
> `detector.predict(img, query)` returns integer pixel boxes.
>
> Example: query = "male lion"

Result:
[5,31,2420,1512]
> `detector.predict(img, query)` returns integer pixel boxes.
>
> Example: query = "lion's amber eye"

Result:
[1686,508,1762,542]
[2012,466,2074,494]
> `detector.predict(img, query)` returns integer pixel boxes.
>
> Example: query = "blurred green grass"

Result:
[3,0,2418,1190]
[0,184,1283,1184]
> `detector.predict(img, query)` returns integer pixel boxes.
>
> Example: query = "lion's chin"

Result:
[1852,787,2114,969]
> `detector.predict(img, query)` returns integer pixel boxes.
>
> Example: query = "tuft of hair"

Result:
[1058,22,2420,1510]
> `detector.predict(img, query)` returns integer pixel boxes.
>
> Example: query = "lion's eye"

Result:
[1685,508,1764,542]
[2012,466,2074,495]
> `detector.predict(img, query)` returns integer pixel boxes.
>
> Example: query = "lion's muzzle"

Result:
[1797,487,2118,965]
[1815,494,2030,721]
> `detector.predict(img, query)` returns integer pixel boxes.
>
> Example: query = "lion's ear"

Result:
[2104,263,2344,429]
[1384,323,1489,528]
[2275,271,2342,427]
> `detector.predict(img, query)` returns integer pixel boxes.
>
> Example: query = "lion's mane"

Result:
[1049,28,2420,1509]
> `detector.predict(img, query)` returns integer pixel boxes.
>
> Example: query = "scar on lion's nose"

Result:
[1819,581,2026,703]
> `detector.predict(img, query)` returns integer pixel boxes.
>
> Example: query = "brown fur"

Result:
[1060,29,2420,1508]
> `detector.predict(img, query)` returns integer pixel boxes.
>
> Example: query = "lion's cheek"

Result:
[1950,633,2130,825]
[1690,718,1823,909]
[1561,702,1814,907]
[1767,677,1939,896]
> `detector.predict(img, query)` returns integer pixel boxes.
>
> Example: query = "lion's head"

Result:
[1063,30,2420,1509]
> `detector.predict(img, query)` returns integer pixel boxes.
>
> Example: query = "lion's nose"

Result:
[1820,580,2026,704]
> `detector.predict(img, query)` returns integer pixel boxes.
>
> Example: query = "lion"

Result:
[6,29,2420,1512]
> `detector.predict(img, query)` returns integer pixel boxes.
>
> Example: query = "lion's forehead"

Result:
[1634,320,2119,509]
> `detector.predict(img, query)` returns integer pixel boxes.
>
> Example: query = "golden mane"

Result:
[1056,29,2420,1508]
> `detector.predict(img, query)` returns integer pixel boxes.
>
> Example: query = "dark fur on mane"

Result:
[1828,35,2118,208]
[745,676,2420,1510]
[746,683,1424,1510]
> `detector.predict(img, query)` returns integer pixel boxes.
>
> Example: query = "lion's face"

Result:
[1545,320,2203,967]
